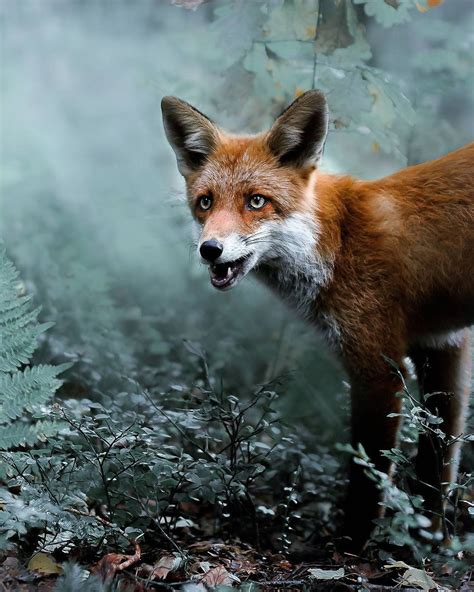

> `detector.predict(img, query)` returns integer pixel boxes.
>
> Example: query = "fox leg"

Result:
[410,330,471,533]
[343,368,405,549]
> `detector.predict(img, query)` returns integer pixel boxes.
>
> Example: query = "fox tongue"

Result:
[211,263,232,283]
[209,257,247,289]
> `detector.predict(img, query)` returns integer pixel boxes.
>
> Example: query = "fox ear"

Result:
[161,96,219,176]
[267,90,329,168]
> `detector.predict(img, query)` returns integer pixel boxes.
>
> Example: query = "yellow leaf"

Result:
[27,553,62,575]
[371,141,380,153]
[428,0,444,7]
[306,25,316,39]
[294,87,305,98]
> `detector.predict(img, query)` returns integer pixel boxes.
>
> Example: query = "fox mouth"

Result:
[209,256,249,290]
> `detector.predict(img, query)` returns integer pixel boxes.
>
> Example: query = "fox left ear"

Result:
[161,96,219,177]
[267,90,329,168]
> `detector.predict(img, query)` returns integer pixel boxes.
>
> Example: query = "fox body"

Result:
[161,91,473,547]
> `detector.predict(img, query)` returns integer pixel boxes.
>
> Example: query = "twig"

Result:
[65,506,114,528]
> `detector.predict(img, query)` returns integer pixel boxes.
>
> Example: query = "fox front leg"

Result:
[342,362,406,549]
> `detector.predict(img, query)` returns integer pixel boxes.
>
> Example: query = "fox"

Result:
[161,90,473,548]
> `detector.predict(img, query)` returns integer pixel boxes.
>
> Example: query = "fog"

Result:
[1,0,472,429]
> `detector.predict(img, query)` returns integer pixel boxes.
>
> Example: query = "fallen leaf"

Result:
[400,567,438,591]
[188,541,215,552]
[175,517,196,528]
[308,567,345,580]
[201,565,235,586]
[2,557,20,571]
[153,555,183,580]
[182,584,207,592]
[93,542,141,579]
[384,561,411,570]
[27,553,62,576]
[226,558,259,575]
[276,559,292,570]
[197,561,212,573]
[93,553,127,579]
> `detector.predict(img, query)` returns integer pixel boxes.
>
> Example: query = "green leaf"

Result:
[263,0,319,41]
[353,0,415,27]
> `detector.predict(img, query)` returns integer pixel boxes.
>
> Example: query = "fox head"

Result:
[161,91,329,291]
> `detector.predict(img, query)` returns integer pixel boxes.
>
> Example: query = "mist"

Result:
[1,0,472,426]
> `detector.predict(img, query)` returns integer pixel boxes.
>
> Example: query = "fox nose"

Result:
[200,239,223,262]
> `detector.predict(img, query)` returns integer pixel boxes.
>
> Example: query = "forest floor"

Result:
[1,535,472,591]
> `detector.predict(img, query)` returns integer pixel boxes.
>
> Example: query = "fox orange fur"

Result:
[161,90,473,548]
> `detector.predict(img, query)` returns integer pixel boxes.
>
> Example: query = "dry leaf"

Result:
[384,561,411,570]
[182,584,207,592]
[400,567,438,591]
[27,553,62,575]
[197,560,212,573]
[308,567,345,580]
[201,565,234,586]
[277,559,292,570]
[153,555,183,580]
[93,542,141,579]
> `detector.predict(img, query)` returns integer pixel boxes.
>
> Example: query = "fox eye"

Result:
[198,195,212,211]
[247,194,267,210]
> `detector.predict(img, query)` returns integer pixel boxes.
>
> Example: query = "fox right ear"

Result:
[161,96,219,177]
[267,90,329,168]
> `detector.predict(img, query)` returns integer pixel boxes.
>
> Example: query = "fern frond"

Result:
[0,364,70,422]
[0,322,53,373]
[0,248,68,449]
[0,420,60,449]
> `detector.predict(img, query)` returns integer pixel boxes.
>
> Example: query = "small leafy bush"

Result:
[1,374,341,556]
[342,365,473,586]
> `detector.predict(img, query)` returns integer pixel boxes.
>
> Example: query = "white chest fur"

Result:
[253,212,337,342]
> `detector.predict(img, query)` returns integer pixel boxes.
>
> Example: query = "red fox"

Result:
[161,90,473,548]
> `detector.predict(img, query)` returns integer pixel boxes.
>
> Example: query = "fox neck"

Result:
[254,172,344,319]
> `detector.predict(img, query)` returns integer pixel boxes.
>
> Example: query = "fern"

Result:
[0,248,68,450]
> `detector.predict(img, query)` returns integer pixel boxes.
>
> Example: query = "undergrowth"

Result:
[0,251,472,591]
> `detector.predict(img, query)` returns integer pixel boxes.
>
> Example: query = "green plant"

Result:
[340,365,473,586]
[0,248,68,450]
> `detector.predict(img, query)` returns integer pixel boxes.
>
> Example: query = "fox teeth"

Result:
[226,266,232,278]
